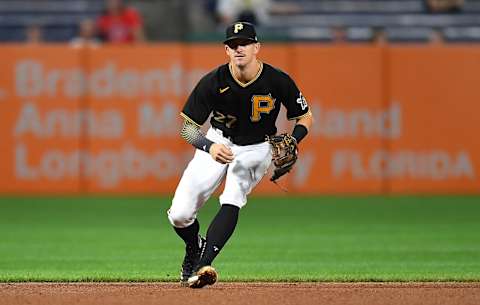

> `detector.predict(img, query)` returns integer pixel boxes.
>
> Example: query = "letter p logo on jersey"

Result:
[250,94,275,122]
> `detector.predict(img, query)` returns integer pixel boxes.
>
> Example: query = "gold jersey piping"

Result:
[228,61,263,88]
[288,110,312,121]
[180,112,202,127]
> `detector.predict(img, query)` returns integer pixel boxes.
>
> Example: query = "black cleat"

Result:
[180,235,206,286]
[187,266,218,289]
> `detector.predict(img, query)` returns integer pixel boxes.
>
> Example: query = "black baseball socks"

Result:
[174,218,200,246]
[198,204,239,267]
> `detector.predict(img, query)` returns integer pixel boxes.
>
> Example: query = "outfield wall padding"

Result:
[0,44,478,194]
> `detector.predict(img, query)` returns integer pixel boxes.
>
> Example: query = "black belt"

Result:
[214,128,269,146]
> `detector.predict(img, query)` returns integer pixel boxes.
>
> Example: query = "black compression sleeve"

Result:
[291,124,308,144]
[180,120,214,153]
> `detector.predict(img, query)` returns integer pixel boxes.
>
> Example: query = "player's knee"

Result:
[167,207,195,228]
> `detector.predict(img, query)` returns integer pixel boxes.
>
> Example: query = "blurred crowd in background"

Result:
[1,0,479,45]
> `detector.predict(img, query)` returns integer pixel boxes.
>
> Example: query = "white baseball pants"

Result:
[168,127,272,228]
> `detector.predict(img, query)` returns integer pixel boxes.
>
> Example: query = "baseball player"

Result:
[167,21,313,288]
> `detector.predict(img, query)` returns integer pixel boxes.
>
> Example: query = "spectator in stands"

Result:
[216,0,270,25]
[96,0,145,44]
[331,26,347,44]
[429,28,445,44]
[204,0,220,24]
[70,19,101,48]
[425,0,464,13]
[372,28,387,46]
[25,24,43,44]
[216,0,299,26]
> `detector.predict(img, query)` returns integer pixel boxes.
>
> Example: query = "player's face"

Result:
[225,39,260,68]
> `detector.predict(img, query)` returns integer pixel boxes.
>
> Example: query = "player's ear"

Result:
[254,42,260,54]
[225,44,230,55]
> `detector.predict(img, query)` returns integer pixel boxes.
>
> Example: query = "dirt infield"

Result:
[1,282,480,305]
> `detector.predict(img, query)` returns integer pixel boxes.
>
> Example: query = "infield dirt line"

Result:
[1,282,480,305]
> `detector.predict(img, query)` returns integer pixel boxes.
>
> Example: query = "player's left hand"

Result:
[209,143,234,164]
[268,133,298,181]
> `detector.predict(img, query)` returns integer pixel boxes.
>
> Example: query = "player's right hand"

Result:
[209,143,234,164]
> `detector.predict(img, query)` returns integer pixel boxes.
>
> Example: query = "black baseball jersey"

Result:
[181,62,310,146]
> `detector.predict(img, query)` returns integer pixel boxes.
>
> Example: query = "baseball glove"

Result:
[267,133,298,182]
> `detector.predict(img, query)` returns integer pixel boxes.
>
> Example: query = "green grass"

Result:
[1,196,480,282]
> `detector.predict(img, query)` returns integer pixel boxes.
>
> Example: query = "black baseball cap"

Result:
[223,22,258,44]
